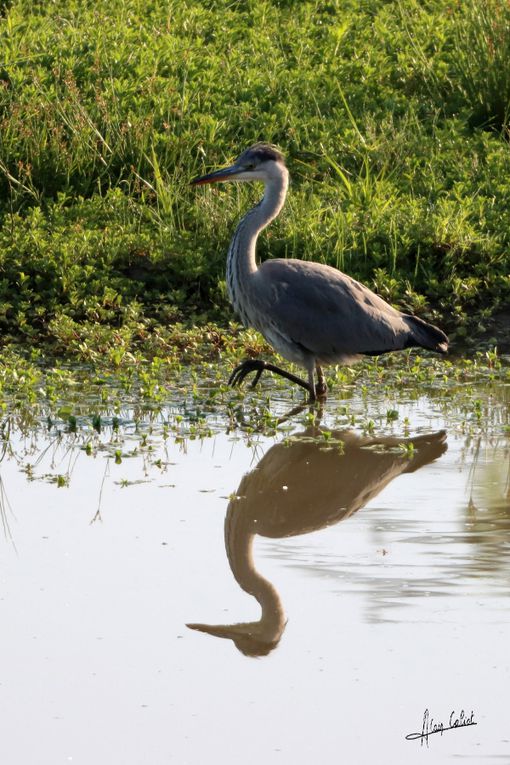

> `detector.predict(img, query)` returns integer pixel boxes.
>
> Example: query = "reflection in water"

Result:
[188,428,447,655]
[463,437,510,575]
[467,437,510,515]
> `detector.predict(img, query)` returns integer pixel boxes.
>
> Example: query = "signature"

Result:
[406,709,477,746]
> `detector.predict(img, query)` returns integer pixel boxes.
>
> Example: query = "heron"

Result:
[192,143,448,400]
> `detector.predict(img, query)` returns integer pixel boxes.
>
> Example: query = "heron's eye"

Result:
[245,163,255,170]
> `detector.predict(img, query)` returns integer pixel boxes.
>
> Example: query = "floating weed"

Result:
[116,479,150,488]
[399,442,416,459]
[47,474,69,488]
[0,341,508,489]
[472,399,483,422]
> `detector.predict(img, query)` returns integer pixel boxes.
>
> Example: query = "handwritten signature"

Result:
[406,709,477,746]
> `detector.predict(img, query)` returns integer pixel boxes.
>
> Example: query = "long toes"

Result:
[236,366,257,386]
[228,363,247,386]
[228,360,266,389]
[228,363,251,388]
[228,369,243,387]
[250,368,264,388]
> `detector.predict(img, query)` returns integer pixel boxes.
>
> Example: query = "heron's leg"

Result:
[229,359,313,397]
[315,364,328,398]
[307,368,316,401]
[275,402,309,426]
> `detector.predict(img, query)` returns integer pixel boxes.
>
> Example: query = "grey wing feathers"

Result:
[258,259,447,360]
[401,314,448,353]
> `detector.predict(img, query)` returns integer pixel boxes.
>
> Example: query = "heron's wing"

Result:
[257,259,408,360]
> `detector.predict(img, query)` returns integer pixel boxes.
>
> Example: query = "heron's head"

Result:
[191,143,286,186]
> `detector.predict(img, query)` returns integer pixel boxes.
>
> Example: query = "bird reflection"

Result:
[188,427,447,656]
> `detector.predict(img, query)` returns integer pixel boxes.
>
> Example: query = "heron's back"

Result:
[251,258,447,363]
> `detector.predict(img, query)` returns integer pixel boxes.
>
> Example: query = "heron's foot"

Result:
[228,359,313,397]
[228,359,267,389]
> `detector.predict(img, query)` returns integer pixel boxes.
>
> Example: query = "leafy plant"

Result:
[449,0,510,131]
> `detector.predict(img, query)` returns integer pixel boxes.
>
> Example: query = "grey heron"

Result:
[192,144,448,400]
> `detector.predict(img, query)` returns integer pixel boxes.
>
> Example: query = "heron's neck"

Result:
[227,168,289,309]
[225,504,285,632]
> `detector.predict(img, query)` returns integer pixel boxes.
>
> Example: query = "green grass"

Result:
[0,0,510,355]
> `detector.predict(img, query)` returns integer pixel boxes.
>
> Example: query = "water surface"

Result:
[0,365,509,764]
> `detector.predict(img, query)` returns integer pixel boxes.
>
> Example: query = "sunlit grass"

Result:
[0,0,509,351]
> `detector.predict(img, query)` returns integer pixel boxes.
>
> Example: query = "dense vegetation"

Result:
[1,0,509,358]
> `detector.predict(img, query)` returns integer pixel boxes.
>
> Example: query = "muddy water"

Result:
[0,376,509,764]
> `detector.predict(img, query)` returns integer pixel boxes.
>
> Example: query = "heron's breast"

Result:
[258,323,311,368]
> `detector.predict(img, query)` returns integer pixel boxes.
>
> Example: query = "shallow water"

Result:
[0,367,509,764]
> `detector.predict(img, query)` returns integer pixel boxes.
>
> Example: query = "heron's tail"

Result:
[403,314,449,354]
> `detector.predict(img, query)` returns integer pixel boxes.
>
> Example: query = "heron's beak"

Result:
[191,163,242,185]
[187,622,282,656]
[187,622,243,638]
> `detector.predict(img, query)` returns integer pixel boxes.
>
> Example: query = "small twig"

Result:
[90,458,110,524]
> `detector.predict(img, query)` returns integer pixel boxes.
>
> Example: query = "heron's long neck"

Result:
[224,503,285,632]
[226,169,289,315]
